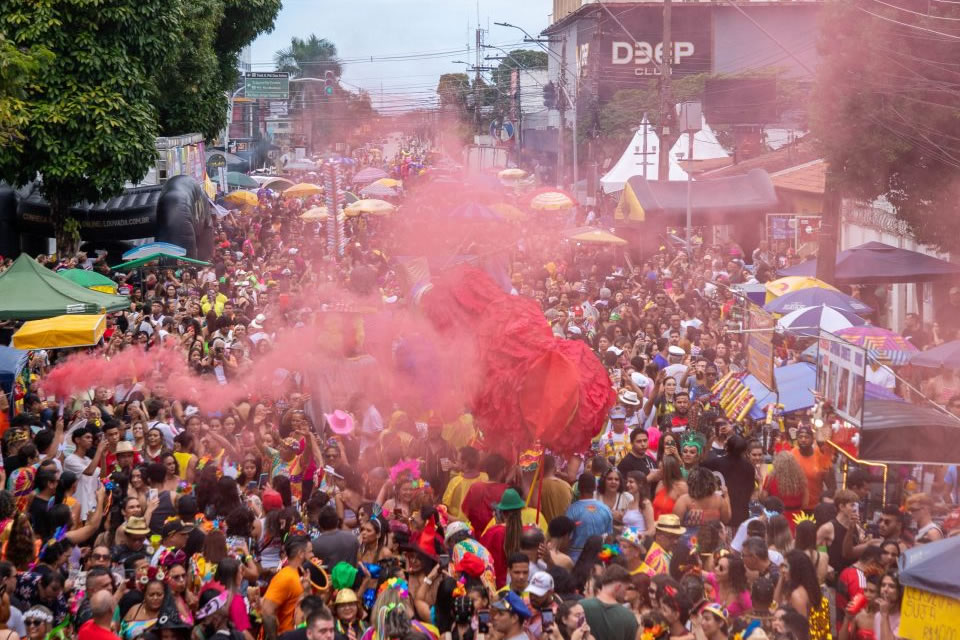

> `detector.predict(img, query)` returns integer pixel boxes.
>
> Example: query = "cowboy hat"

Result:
[124,516,151,537]
[307,558,330,592]
[324,410,354,436]
[655,514,686,536]
[115,441,135,454]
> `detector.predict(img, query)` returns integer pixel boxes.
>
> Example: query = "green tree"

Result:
[156,0,282,140]
[0,0,181,254]
[275,35,342,78]
[0,34,52,153]
[436,73,471,110]
[812,0,960,252]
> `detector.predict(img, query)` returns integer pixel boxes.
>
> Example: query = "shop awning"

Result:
[859,398,960,464]
[740,362,817,420]
[777,241,960,284]
[13,314,107,350]
[615,168,778,224]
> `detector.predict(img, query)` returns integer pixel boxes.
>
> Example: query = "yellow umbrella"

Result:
[13,314,106,350]
[764,276,838,303]
[490,203,527,222]
[498,168,527,180]
[345,199,395,217]
[224,190,258,207]
[300,206,329,221]
[563,227,628,246]
[372,178,402,188]
[530,191,575,211]
[284,182,323,198]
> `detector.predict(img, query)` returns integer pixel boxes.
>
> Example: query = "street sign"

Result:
[244,72,289,100]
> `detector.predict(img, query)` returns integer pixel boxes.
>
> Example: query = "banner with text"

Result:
[746,306,776,391]
[816,330,866,427]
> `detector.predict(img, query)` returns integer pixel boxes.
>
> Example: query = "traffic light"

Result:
[543,81,556,109]
[324,70,335,96]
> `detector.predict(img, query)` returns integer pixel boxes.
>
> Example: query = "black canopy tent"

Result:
[858,397,960,464]
[777,241,960,284]
[614,168,779,225]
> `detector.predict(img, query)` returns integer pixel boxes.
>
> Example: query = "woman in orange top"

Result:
[653,456,687,520]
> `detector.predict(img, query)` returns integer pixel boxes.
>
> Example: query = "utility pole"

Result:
[475,26,482,133]
[557,35,567,187]
[658,0,677,181]
[816,164,841,285]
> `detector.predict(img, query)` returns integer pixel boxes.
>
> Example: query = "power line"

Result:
[858,7,960,40]
[870,0,960,21]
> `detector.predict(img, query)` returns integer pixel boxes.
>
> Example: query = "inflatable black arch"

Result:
[0,175,214,260]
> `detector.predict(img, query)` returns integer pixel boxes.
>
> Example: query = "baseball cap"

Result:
[492,591,531,619]
[668,345,685,356]
[526,572,555,597]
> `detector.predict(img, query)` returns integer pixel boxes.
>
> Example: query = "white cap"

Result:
[606,345,624,357]
[668,345,685,356]
[526,572,555,597]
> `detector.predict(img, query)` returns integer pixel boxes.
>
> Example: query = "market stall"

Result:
[898,536,960,639]
[0,255,129,320]
[13,314,107,350]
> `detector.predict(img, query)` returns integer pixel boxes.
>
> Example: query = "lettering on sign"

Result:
[901,587,960,640]
[611,41,697,74]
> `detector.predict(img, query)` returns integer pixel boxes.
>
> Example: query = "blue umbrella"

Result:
[122,242,187,261]
[764,287,873,315]
[907,339,960,370]
[449,202,502,221]
[777,304,866,338]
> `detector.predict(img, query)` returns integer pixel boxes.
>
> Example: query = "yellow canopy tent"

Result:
[13,314,107,350]
[764,276,838,303]
[614,181,646,222]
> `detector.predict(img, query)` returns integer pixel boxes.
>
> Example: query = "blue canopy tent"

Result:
[739,362,817,420]
[0,345,28,418]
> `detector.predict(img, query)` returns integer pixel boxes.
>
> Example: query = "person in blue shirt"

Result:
[565,473,613,562]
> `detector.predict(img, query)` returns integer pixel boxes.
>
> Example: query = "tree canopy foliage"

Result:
[812,0,960,252]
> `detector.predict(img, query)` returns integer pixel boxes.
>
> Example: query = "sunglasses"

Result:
[24,621,45,628]
[91,553,111,561]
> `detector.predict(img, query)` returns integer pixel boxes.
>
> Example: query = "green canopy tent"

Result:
[227,172,258,189]
[111,253,211,271]
[0,255,129,320]
[59,268,118,293]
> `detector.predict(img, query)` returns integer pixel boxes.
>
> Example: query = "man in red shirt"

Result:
[836,545,883,614]
[77,591,121,640]
[460,453,509,534]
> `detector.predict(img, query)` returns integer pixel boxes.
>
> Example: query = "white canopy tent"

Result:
[600,116,688,193]
[670,115,729,163]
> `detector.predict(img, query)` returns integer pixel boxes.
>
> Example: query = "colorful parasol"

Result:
[909,340,960,370]
[300,206,329,221]
[490,203,527,222]
[776,304,865,338]
[224,190,259,207]
[764,286,873,315]
[764,276,837,303]
[372,178,402,188]
[498,168,527,180]
[284,183,323,198]
[563,227,628,246]
[529,190,575,211]
[352,167,389,184]
[834,326,919,365]
[344,199,395,217]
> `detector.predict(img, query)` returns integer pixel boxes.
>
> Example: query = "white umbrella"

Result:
[777,304,865,338]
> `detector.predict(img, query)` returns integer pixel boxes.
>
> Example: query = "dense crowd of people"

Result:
[0,139,958,640]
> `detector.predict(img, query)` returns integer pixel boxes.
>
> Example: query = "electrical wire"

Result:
[869,0,960,21]
[858,7,960,40]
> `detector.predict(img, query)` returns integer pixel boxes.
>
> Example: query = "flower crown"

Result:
[389,459,421,485]
[377,577,410,599]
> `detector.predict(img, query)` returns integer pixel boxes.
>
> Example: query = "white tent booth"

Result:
[600,115,730,194]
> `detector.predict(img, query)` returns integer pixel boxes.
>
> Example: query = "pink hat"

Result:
[325,410,355,435]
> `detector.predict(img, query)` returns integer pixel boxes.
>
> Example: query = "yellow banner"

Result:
[901,586,960,640]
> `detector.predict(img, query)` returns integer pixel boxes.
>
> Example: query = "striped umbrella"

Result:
[777,304,865,338]
[834,326,919,365]
[529,190,575,211]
